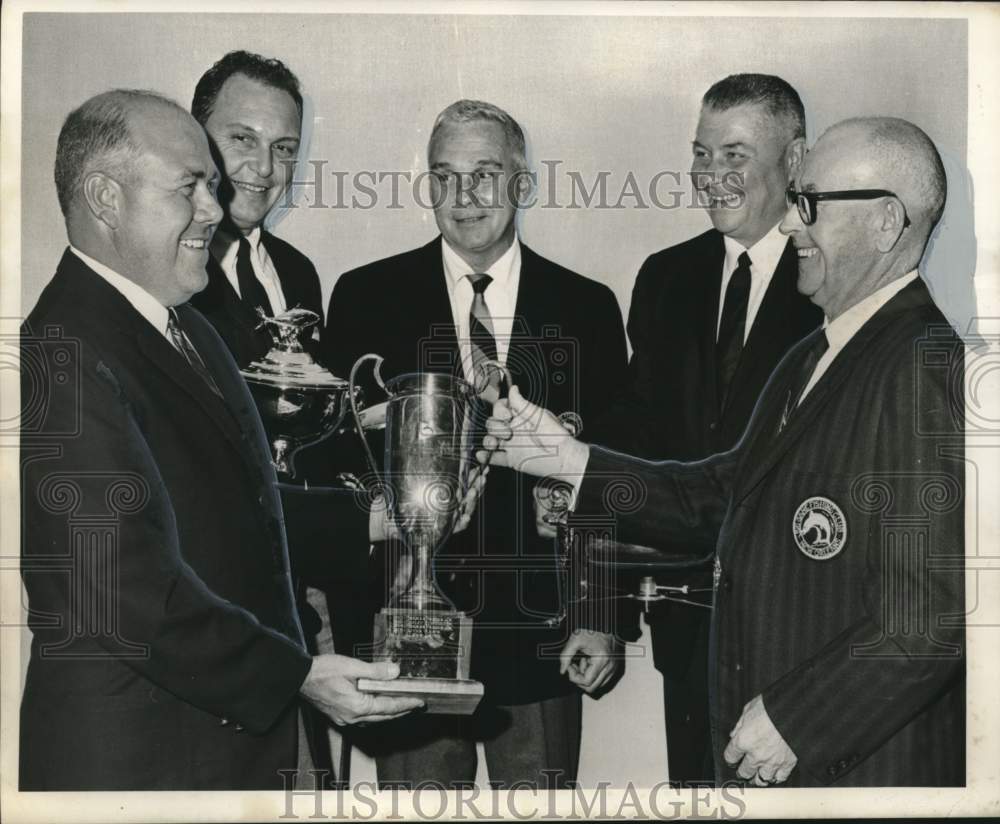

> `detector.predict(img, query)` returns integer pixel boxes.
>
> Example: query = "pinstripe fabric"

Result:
[576,279,965,787]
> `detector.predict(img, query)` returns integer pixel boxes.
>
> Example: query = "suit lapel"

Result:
[409,237,459,373]
[206,254,262,329]
[132,315,249,456]
[55,253,252,457]
[506,245,549,403]
[177,303,277,473]
[700,234,726,416]
[732,279,934,504]
[262,231,303,312]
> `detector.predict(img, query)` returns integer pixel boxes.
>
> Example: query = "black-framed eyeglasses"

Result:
[785,186,911,228]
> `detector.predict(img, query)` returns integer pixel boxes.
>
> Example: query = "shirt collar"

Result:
[211,223,262,258]
[722,221,788,277]
[824,270,920,351]
[441,236,520,291]
[69,245,170,337]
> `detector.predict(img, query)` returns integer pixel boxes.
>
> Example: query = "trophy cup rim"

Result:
[382,370,475,399]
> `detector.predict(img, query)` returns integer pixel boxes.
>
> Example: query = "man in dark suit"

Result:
[187,51,379,781]
[19,89,423,790]
[484,116,965,787]
[593,74,823,786]
[189,50,323,368]
[323,100,628,788]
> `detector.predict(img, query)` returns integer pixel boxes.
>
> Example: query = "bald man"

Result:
[480,117,965,787]
[20,89,424,790]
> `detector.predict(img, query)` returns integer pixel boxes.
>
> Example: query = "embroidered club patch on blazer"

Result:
[792,496,847,560]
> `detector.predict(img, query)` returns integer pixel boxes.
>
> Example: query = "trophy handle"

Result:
[474,358,512,398]
[349,353,388,491]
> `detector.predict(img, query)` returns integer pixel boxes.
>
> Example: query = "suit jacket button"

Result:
[220,717,229,726]
[709,421,718,431]
[235,723,245,733]
[827,765,838,776]
[838,759,848,770]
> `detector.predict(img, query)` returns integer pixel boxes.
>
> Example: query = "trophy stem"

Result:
[395,538,451,611]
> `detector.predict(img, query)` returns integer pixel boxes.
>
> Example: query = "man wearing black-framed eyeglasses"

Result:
[592,73,823,788]
[785,186,911,229]
[780,119,930,323]
[483,116,965,787]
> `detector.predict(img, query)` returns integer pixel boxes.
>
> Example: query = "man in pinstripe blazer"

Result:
[481,116,965,787]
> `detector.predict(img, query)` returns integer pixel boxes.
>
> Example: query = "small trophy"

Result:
[240,308,359,479]
[350,354,485,714]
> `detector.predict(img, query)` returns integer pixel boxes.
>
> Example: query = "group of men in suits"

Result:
[483,116,965,787]
[20,87,426,791]
[20,45,965,792]
[593,73,823,786]
[19,51,627,792]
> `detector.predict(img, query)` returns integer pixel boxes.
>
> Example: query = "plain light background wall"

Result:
[21,13,970,330]
[16,12,972,787]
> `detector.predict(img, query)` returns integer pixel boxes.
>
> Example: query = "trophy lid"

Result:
[240,308,349,389]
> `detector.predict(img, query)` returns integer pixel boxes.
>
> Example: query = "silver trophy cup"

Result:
[240,308,359,479]
[350,353,486,713]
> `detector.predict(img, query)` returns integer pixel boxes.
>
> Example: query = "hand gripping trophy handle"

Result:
[348,353,388,493]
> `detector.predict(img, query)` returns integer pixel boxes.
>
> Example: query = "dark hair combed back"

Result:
[191,50,303,125]
[54,89,184,216]
[702,73,806,141]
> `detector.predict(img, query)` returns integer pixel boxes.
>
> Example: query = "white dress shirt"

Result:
[798,270,919,404]
[70,246,170,341]
[563,272,922,504]
[441,238,521,383]
[718,223,789,343]
[210,225,287,314]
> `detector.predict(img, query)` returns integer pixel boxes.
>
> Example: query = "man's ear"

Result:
[784,138,806,181]
[875,198,907,253]
[509,168,535,209]
[82,171,123,230]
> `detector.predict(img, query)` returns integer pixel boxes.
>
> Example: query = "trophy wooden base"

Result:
[357,676,484,715]
[361,607,484,715]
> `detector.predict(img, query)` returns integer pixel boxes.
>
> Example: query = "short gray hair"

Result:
[54,89,186,215]
[428,99,527,172]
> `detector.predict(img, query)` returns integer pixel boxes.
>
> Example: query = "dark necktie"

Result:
[777,328,829,435]
[167,309,223,398]
[236,236,274,317]
[716,251,752,406]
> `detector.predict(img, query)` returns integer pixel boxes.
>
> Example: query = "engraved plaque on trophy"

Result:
[349,354,484,714]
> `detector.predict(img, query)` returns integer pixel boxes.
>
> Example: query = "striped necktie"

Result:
[468,271,498,361]
[167,309,223,398]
